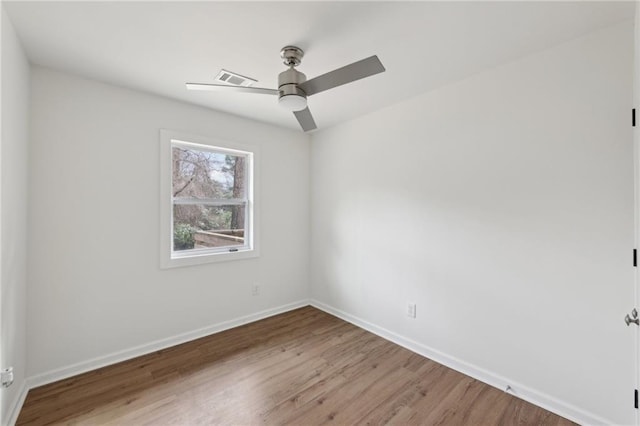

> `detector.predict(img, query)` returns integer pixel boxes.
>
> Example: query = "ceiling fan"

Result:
[186,46,386,132]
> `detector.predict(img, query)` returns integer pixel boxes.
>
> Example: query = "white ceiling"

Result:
[4,1,635,132]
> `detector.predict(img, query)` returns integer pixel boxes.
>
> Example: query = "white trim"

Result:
[309,299,612,426]
[27,299,309,390]
[6,379,28,426]
[633,4,640,426]
[171,139,250,157]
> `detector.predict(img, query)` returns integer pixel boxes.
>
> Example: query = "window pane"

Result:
[172,146,246,200]
[173,204,246,251]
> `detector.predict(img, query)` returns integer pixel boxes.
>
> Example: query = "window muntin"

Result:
[171,141,252,257]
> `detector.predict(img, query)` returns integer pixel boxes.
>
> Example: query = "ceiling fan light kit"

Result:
[186,45,385,132]
[278,94,307,111]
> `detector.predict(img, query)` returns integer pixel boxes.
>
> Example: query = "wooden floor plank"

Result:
[16,306,576,425]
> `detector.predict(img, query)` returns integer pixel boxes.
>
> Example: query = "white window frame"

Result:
[160,129,259,268]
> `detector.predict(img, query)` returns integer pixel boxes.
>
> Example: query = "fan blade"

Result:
[293,107,317,132]
[298,55,385,97]
[186,83,278,96]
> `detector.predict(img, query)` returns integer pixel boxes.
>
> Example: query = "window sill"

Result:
[160,247,259,269]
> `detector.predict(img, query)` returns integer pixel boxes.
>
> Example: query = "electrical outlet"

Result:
[407,303,416,318]
[252,283,260,296]
[1,367,14,388]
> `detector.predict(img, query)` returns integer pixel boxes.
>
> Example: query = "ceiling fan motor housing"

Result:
[278,67,307,111]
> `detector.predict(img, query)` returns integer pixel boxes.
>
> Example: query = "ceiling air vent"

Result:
[214,69,257,87]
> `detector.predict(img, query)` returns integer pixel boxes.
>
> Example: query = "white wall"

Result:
[310,21,634,425]
[0,8,30,426]
[27,67,310,379]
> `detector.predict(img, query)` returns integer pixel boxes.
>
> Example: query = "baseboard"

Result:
[309,299,611,426]
[5,379,28,426]
[27,299,310,390]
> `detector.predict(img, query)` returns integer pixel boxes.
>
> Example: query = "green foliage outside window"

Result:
[173,223,196,250]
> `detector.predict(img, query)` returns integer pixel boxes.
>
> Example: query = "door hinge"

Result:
[633,108,636,127]
[634,249,637,267]
[634,389,638,409]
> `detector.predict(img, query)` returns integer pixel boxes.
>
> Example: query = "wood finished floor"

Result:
[17,307,575,425]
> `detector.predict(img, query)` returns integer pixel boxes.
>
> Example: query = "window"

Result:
[160,130,258,268]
